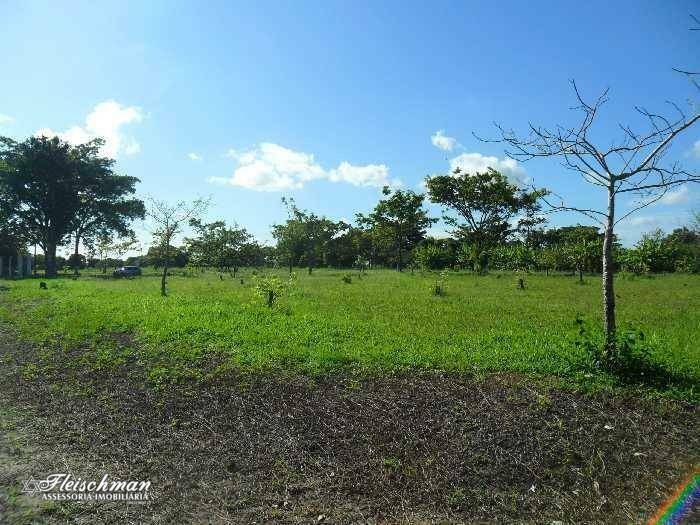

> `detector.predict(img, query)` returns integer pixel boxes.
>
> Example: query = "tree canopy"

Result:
[426,168,545,255]
[356,186,436,271]
[0,135,144,277]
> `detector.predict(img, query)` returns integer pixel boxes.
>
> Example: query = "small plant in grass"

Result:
[447,487,466,508]
[430,270,448,296]
[342,273,352,284]
[252,272,296,307]
[574,315,654,378]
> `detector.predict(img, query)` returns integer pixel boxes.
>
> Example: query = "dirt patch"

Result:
[0,324,698,524]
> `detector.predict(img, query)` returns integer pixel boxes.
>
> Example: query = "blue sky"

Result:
[1,0,699,250]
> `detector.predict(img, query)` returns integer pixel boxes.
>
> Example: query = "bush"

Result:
[252,273,296,307]
[574,316,654,378]
[413,244,452,271]
[429,270,448,296]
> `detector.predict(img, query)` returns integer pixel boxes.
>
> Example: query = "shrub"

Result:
[413,244,452,271]
[252,273,296,307]
[429,270,448,296]
[574,315,654,378]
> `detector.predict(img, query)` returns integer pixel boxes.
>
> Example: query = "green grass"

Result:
[0,268,698,398]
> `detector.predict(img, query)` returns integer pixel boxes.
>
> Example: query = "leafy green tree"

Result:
[426,168,545,270]
[565,237,601,282]
[413,242,452,271]
[87,232,140,274]
[68,155,144,275]
[0,136,142,277]
[272,199,345,274]
[0,159,28,256]
[325,226,367,268]
[537,246,566,275]
[356,186,436,271]
[185,220,252,274]
[633,229,679,273]
[143,245,189,269]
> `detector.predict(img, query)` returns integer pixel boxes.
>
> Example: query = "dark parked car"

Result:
[113,266,142,278]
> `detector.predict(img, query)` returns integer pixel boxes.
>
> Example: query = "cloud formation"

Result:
[210,142,399,191]
[659,185,690,205]
[187,152,202,161]
[35,100,143,158]
[431,130,457,151]
[448,152,528,185]
[0,114,13,125]
[692,140,700,158]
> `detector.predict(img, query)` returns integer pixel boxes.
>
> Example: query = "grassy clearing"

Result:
[0,268,698,398]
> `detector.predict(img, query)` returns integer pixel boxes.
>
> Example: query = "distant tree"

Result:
[66,253,86,272]
[87,232,139,274]
[691,210,700,234]
[325,226,366,268]
[537,246,567,276]
[272,198,345,274]
[539,225,604,248]
[185,219,252,275]
[356,186,436,271]
[565,236,602,282]
[426,168,545,271]
[143,245,189,269]
[146,197,208,296]
[413,241,453,271]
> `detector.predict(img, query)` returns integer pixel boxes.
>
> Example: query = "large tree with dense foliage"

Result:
[356,186,436,271]
[426,168,545,267]
[0,135,144,277]
[0,159,27,256]
[272,198,346,274]
[68,152,144,275]
[185,219,253,274]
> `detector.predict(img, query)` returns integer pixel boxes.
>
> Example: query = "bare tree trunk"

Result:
[161,264,168,296]
[45,243,58,278]
[396,242,402,272]
[73,233,81,276]
[161,245,170,296]
[602,186,616,353]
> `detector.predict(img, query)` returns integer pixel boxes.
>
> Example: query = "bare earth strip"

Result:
[0,323,697,524]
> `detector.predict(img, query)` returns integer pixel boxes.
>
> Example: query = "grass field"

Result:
[0,268,698,398]
[1,269,699,523]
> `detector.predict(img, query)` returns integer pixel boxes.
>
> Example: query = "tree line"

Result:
[3,135,697,281]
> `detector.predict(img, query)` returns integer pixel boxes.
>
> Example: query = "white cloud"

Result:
[35,100,143,158]
[212,142,398,191]
[187,152,202,161]
[0,114,13,125]
[328,162,396,187]
[692,140,700,158]
[659,185,690,206]
[431,130,458,151]
[626,215,658,227]
[448,152,528,185]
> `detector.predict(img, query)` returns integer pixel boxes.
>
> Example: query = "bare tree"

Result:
[484,82,699,356]
[146,197,209,296]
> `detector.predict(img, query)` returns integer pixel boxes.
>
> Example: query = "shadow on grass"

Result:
[606,357,699,400]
